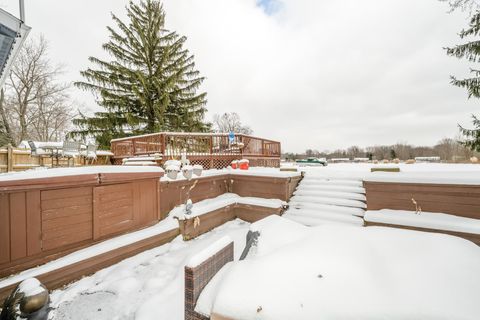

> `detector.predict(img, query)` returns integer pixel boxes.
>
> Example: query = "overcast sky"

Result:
[0,0,477,152]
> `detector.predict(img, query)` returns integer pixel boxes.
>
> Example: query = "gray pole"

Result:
[19,0,25,22]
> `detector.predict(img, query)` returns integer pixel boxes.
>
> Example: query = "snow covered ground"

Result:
[9,162,480,319]
[198,216,480,320]
[49,220,250,320]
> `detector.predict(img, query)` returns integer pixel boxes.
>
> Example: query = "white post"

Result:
[19,0,25,22]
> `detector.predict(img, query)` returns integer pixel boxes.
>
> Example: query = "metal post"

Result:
[19,0,25,22]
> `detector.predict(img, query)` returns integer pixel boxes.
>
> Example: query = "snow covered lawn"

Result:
[49,220,250,320]
[198,216,480,320]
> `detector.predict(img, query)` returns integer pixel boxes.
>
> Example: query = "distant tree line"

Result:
[284,137,479,162]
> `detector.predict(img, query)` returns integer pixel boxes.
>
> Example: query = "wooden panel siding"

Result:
[0,194,10,264]
[41,187,93,251]
[0,171,163,277]
[94,183,134,239]
[364,181,480,220]
[26,191,42,256]
[160,173,300,218]
[159,175,229,219]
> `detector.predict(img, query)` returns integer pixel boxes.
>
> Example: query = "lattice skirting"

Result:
[112,156,280,169]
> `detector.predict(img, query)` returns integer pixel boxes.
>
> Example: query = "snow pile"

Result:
[364,171,480,185]
[50,220,249,320]
[0,217,178,290]
[160,166,300,182]
[200,216,480,319]
[0,165,164,181]
[186,236,232,268]
[365,209,480,235]
[18,278,45,297]
[170,193,286,220]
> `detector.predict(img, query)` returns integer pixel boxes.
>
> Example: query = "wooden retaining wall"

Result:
[0,171,162,278]
[160,173,301,218]
[178,204,285,240]
[0,171,300,303]
[364,181,480,220]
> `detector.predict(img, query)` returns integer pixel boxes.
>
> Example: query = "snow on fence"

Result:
[0,145,113,172]
[110,132,281,169]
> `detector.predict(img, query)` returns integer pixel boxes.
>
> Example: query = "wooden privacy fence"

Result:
[110,132,281,169]
[0,145,113,172]
[0,145,41,172]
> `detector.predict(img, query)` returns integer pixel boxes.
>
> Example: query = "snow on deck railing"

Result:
[109,132,281,162]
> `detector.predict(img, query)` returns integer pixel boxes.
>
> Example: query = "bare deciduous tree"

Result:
[212,112,253,135]
[1,36,74,145]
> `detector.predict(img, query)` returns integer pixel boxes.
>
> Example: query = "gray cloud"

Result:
[0,0,477,152]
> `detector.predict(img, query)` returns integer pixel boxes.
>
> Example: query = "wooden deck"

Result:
[110,132,281,169]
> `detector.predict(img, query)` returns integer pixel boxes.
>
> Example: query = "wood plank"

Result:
[137,180,156,225]
[0,194,10,264]
[97,198,133,212]
[41,187,92,201]
[42,213,92,231]
[9,192,27,261]
[41,195,92,210]
[42,206,92,221]
[42,221,92,241]
[98,220,136,239]
[42,229,93,251]
[98,208,133,228]
[93,186,101,240]
[98,189,133,203]
[26,191,42,256]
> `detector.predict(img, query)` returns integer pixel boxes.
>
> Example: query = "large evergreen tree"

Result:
[72,0,209,148]
[447,12,480,151]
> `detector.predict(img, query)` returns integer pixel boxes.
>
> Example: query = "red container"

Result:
[239,159,249,170]
[231,160,238,169]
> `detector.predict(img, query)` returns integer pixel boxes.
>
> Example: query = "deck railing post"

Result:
[161,134,165,156]
[7,144,13,172]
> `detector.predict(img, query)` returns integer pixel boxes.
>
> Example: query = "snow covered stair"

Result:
[284,171,366,226]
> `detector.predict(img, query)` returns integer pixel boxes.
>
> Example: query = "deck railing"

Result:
[110,132,281,168]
